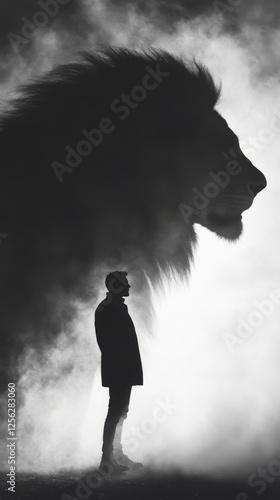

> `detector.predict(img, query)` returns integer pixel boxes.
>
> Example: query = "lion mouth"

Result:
[226,194,254,211]
[214,194,254,209]
[208,212,242,227]
[207,194,254,226]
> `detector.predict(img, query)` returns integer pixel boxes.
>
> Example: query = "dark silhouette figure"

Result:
[95,271,143,472]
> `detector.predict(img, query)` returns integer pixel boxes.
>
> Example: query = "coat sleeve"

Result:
[95,308,123,357]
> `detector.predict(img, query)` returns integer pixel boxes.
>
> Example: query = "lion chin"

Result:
[196,210,244,241]
[207,214,243,240]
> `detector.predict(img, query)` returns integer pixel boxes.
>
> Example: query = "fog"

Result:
[0,0,280,479]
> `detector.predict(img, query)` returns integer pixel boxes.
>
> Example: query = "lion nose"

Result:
[247,169,267,197]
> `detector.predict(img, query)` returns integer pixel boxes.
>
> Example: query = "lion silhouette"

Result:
[0,47,266,384]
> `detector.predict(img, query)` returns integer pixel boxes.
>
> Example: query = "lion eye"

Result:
[222,151,231,160]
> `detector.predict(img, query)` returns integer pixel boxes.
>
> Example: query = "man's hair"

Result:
[105,271,128,293]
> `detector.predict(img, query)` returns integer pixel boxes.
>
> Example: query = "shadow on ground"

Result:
[1,466,280,500]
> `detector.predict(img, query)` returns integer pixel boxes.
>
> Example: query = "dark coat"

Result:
[95,293,143,387]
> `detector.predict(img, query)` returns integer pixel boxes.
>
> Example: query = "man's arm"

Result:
[95,309,122,354]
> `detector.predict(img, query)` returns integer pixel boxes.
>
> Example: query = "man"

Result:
[95,271,143,472]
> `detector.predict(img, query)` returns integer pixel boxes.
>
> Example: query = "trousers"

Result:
[102,384,132,459]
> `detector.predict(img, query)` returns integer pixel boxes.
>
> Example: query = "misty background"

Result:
[0,0,280,478]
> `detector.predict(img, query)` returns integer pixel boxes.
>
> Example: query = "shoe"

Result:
[116,453,143,469]
[99,453,129,474]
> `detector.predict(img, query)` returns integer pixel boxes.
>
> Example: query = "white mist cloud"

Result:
[1,0,279,478]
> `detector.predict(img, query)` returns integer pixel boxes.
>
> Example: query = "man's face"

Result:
[121,279,130,297]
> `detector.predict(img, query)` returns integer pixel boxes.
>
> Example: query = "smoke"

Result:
[0,0,280,480]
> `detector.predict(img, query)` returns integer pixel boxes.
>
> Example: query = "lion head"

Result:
[178,110,267,241]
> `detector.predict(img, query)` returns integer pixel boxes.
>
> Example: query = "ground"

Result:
[1,467,280,500]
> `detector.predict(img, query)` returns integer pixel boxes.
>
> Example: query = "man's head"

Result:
[105,271,130,297]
